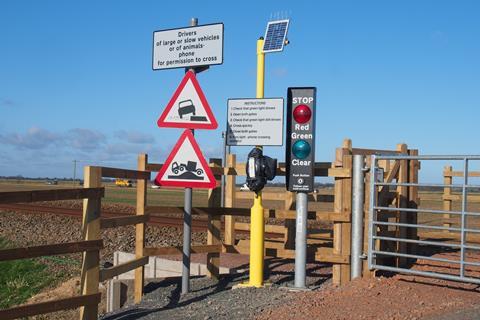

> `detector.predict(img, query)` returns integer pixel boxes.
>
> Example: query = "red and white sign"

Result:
[154,130,216,188]
[157,71,218,130]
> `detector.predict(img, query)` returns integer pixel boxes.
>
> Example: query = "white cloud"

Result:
[66,128,106,151]
[114,130,155,144]
[0,127,60,149]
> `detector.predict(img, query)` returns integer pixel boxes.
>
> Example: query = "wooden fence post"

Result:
[134,154,148,303]
[224,154,236,247]
[283,190,295,250]
[207,159,222,279]
[79,166,101,320]
[443,165,453,231]
[333,139,352,285]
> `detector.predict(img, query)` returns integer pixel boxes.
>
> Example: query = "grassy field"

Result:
[0,237,55,309]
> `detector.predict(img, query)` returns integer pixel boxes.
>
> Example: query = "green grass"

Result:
[0,238,56,309]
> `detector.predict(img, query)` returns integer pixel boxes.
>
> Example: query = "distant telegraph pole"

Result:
[73,160,77,186]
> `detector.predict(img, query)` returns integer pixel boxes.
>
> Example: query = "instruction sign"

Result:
[226,98,284,146]
[157,71,218,130]
[154,130,216,188]
[153,23,224,70]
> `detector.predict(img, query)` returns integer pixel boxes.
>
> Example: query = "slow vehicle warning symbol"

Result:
[157,71,218,130]
[154,130,216,188]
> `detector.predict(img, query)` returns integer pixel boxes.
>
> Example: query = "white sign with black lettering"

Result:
[153,23,224,70]
[227,98,284,146]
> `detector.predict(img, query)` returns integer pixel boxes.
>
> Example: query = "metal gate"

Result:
[368,154,480,284]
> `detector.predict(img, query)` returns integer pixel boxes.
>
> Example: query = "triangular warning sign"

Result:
[157,71,218,130]
[155,130,217,189]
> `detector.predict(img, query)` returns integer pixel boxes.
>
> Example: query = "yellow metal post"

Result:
[248,38,266,287]
[256,38,265,98]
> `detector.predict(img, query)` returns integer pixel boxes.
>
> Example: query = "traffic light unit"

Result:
[286,87,316,193]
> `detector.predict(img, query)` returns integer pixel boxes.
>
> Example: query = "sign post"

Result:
[154,17,220,295]
[183,18,197,296]
[286,87,316,289]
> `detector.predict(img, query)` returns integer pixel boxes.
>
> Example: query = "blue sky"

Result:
[1,1,479,181]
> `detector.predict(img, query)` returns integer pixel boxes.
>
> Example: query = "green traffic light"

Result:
[292,140,311,159]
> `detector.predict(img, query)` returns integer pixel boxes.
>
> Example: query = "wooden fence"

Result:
[0,187,104,320]
[435,166,480,242]
[0,138,419,318]
[138,139,418,285]
[224,139,419,280]
[0,166,153,320]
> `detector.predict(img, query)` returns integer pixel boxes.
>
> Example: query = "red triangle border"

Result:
[154,130,217,189]
[157,71,218,130]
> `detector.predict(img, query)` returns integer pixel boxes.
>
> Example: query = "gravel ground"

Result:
[258,251,480,320]
[102,275,290,320]
[101,259,331,320]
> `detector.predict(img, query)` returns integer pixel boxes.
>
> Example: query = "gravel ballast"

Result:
[102,275,293,320]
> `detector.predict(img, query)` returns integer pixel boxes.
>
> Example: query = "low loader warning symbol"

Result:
[155,130,216,189]
[169,161,204,180]
[157,71,217,129]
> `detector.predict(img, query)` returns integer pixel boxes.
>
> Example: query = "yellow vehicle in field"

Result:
[115,179,133,187]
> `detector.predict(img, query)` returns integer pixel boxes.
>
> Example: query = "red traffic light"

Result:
[293,104,311,124]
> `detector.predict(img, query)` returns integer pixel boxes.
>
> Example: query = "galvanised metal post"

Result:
[367,155,377,270]
[294,192,308,288]
[181,17,198,295]
[220,131,229,208]
[460,158,469,277]
[351,154,366,279]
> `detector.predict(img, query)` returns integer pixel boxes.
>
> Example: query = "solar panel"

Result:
[262,19,290,53]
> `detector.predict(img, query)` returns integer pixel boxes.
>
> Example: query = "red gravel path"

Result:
[259,251,480,320]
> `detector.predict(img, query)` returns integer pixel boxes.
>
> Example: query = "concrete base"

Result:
[112,251,241,280]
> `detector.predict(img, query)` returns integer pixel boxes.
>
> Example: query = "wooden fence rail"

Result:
[0,293,102,320]
[441,166,480,233]
[0,240,103,262]
[0,187,104,204]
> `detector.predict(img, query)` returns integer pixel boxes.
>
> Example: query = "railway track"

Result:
[0,203,282,237]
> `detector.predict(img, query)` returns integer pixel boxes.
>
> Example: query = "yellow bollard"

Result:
[249,192,265,286]
[236,38,266,289]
